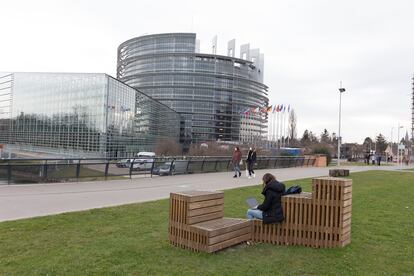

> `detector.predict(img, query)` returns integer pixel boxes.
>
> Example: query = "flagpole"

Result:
[272,108,275,144]
[284,108,286,147]
[281,109,284,148]
[268,109,272,142]
[281,108,285,148]
[275,107,277,147]
[276,108,280,148]
[281,110,285,148]
[287,109,290,147]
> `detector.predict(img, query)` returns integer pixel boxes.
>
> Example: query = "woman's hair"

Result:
[235,147,240,151]
[262,173,276,186]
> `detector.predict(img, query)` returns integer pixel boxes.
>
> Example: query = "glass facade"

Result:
[117,33,269,146]
[0,72,180,157]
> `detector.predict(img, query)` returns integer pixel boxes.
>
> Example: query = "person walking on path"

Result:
[371,153,376,165]
[246,147,257,178]
[377,155,382,166]
[232,147,242,178]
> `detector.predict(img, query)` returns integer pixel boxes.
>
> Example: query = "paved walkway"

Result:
[0,165,412,222]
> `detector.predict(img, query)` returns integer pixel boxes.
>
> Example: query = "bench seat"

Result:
[252,177,352,248]
[191,218,251,252]
[169,191,251,253]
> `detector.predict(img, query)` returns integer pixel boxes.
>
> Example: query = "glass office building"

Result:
[117,33,269,146]
[0,72,180,157]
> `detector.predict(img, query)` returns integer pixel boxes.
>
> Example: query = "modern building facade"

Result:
[117,33,269,146]
[0,72,180,157]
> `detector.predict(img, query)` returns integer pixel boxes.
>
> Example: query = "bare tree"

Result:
[188,142,233,156]
[288,109,297,140]
[154,138,182,156]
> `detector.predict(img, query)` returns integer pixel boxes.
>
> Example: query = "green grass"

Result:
[1,171,413,275]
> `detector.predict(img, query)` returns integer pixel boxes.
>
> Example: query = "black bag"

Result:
[285,185,302,195]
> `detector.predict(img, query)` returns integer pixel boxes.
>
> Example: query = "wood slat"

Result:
[188,205,224,217]
[208,226,251,245]
[188,198,224,210]
[187,211,224,224]
[207,233,251,253]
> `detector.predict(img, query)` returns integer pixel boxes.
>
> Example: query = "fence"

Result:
[0,156,316,184]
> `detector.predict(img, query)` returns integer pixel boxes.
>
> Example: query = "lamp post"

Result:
[338,83,346,166]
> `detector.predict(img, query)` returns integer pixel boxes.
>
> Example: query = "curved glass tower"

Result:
[117,33,268,146]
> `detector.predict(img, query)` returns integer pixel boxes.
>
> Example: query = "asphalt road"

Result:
[1,165,412,222]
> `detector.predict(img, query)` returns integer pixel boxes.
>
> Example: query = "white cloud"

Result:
[0,0,412,143]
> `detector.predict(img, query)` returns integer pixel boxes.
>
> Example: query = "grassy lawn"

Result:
[0,171,413,275]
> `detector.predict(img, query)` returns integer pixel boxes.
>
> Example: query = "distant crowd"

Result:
[365,152,410,165]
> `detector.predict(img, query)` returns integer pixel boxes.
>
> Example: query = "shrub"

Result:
[311,146,332,165]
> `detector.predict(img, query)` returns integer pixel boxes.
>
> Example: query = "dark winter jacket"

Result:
[247,150,257,163]
[257,180,285,224]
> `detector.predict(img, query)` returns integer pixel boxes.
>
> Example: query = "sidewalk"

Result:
[0,165,412,222]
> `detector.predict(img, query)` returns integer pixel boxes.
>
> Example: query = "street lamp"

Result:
[338,84,346,166]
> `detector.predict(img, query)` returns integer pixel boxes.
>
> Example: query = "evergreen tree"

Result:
[375,134,387,153]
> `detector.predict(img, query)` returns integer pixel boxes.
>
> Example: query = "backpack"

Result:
[284,185,302,195]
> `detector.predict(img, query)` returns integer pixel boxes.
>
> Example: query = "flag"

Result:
[288,104,290,113]
[273,105,277,113]
[283,105,286,112]
[280,104,284,111]
[267,105,272,112]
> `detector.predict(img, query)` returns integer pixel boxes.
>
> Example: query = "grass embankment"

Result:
[0,171,413,275]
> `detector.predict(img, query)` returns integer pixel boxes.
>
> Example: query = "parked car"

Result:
[116,159,131,168]
[152,160,189,176]
[131,152,156,171]
[153,162,174,176]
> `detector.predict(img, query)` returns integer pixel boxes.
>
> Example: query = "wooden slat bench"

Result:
[169,190,251,253]
[329,169,350,177]
[252,177,352,248]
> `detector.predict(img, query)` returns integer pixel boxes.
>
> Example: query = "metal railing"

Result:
[0,156,316,184]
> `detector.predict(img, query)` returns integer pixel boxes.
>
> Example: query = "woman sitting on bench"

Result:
[246,173,285,223]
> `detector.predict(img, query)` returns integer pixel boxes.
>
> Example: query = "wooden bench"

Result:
[169,190,251,253]
[252,177,352,248]
[329,169,350,177]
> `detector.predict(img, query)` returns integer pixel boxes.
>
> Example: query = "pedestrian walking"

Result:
[371,153,376,165]
[246,147,257,179]
[377,155,382,166]
[232,147,242,178]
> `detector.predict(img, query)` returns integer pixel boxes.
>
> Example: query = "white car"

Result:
[131,152,156,171]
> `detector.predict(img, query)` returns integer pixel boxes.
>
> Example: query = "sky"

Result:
[1,0,413,144]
